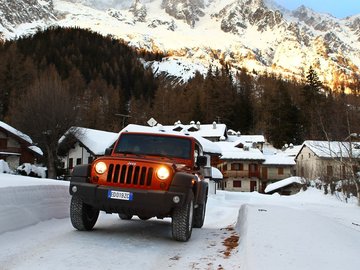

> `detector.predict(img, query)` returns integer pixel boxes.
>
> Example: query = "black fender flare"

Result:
[70,164,91,183]
[194,179,208,206]
[169,172,194,189]
[169,172,208,206]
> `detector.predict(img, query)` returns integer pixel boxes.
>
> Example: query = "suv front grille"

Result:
[106,164,154,186]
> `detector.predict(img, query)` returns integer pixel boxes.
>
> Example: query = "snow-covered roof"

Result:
[282,144,302,157]
[215,141,265,161]
[265,176,303,193]
[234,135,265,145]
[162,122,227,140]
[263,153,296,166]
[0,121,32,144]
[300,140,360,159]
[61,127,119,156]
[28,146,44,156]
[211,167,223,180]
[121,124,222,155]
[262,142,278,155]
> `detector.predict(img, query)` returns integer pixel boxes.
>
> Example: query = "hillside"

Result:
[1,0,360,90]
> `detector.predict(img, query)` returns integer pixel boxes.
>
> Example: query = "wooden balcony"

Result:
[222,170,260,179]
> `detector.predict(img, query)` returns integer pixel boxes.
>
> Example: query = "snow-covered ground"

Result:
[0,173,359,270]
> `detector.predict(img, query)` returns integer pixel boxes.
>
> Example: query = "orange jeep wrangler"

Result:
[69,131,209,241]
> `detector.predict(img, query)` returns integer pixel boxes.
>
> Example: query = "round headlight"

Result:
[156,166,170,180]
[95,161,107,174]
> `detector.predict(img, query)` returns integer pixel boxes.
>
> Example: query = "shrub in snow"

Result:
[0,159,11,173]
[17,163,47,178]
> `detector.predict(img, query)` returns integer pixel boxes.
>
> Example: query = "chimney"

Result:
[196,121,201,130]
[213,121,216,129]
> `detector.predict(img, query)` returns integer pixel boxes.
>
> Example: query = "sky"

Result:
[274,0,360,18]
[0,173,360,269]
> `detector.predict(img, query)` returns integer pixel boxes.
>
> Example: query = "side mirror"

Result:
[196,155,207,167]
[105,148,113,156]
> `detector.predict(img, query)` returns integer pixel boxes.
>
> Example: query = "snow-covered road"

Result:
[1,174,360,270]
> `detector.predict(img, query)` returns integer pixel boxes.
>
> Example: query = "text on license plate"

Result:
[107,190,133,201]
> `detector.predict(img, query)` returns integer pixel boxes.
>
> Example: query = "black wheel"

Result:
[119,213,133,220]
[172,191,194,242]
[193,203,206,228]
[70,195,99,231]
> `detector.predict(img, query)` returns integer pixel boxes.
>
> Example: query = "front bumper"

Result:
[69,182,187,217]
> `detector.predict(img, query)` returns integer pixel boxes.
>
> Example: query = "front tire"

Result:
[172,191,194,242]
[70,195,99,231]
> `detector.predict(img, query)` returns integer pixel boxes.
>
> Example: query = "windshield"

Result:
[115,133,192,160]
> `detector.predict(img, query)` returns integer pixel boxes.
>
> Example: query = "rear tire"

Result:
[193,203,206,228]
[70,195,99,231]
[172,191,194,242]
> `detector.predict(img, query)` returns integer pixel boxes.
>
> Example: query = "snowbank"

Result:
[17,163,47,178]
[0,159,11,173]
[0,173,360,270]
[0,173,70,234]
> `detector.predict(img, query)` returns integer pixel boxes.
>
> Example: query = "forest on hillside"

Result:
[1,27,360,176]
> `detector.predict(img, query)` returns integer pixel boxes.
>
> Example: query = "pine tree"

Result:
[300,66,324,139]
[266,81,302,148]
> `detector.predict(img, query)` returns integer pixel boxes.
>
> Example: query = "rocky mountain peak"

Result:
[130,0,147,22]
[161,0,206,27]
[0,0,56,32]
[214,0,284,34]
[292,5,339,32]
[1,0,360,91]
[348,17,360,41]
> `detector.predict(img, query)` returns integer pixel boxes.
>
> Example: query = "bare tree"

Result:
[8,65,79,178]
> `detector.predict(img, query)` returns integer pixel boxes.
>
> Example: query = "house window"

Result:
[308,153,311,158]
[223,163,228,171]
[327,166,333,177]
[231,163,243,171]
[69,158,73,169]
[352,165,358,174]
[88,157,93,164]
[76,158,82,165]
[233,180,242,187]
[278,167,284,175]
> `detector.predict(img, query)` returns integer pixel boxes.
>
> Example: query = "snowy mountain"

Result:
[1,0,360,89]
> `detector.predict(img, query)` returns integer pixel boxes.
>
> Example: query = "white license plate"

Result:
[108,190,133,201]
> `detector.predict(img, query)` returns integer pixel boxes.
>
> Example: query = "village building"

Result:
[0,121,43,170]
[215,140,265,192]
[295,140,360,181]
[163,121,228,142]
[261,153,296,192]
[264,176,303,195]
[58,127,119,173]
[215,138,297,193]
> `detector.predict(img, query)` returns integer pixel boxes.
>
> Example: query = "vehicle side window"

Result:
[194,143,202,163]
